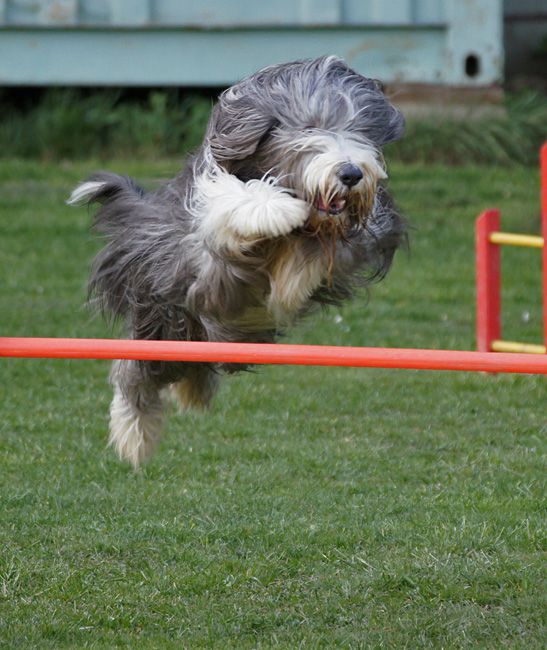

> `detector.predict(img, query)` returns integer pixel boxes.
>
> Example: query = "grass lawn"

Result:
[0,159,545,648]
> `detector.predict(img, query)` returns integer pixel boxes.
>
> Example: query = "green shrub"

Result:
[0,88,545,164]
[388,91,547,165]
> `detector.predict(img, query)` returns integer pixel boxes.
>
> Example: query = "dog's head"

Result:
[205,56,404,230]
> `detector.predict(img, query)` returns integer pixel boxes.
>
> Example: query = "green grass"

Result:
[0,160,545,648]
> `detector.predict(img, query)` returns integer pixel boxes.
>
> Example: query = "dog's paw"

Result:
[197,171,309,247]
[242,179,309,238]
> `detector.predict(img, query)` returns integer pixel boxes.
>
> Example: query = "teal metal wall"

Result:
[0,0,503,86]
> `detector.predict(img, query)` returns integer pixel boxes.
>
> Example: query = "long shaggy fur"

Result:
[69,56,406,467]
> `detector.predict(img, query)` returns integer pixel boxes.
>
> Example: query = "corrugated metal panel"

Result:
[0,0,449,26]
[150,0,341,26]
[0,0,503,86]
[343,0,445,25]
[2,0,77,25]
[0,28,448,85]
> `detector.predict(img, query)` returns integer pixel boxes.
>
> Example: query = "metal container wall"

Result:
[0,0,503,86]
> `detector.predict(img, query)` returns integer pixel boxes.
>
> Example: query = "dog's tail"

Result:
[67,172,145,207]
[68,173,151,321]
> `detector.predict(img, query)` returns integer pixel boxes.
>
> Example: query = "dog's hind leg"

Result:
[170,366,219,412]
[108,360,164,468]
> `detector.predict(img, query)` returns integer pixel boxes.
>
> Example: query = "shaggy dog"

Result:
[69,56,406,468]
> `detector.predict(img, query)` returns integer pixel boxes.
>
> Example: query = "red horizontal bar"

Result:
[1,337,546,374]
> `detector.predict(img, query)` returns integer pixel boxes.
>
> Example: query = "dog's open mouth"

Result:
[313,194,347,216]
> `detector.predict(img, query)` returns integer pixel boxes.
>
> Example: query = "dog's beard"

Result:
[305,186,376,231]
[284,134,385,279]
[297,192,369,282]
[298,151,384,277]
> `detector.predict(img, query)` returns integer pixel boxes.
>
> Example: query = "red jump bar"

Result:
[1,337,546,374]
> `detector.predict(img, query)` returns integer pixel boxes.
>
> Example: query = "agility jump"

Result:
[3,144,547,377]
[1,337,546,375]
[476,142,547,355]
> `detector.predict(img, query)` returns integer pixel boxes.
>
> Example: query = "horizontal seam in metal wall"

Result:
[0,23,447,32]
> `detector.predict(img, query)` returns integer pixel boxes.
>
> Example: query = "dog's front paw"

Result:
[197,171,309,248]
[242,179,309,238]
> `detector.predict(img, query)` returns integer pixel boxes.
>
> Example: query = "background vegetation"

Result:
[0,88,546,164]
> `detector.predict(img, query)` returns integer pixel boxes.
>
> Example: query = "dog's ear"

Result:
[357,76,405,146]
[326,58,405,146]
[375,101,405,146]
[351,76,405,146]
[206,87,277,163]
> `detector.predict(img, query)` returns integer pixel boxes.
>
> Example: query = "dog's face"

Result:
[205,56,404,231]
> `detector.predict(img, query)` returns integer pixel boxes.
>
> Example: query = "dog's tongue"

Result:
[315,196,346,215]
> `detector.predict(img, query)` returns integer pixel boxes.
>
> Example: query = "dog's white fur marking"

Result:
[195,170,309,251]
[109,387,164,469]
[67,181,107,206]
[268,240,326,321]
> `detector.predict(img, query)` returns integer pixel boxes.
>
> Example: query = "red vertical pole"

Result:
[476,209,501,352]
[541,142,547,349]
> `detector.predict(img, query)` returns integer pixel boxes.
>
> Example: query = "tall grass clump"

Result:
[0,87,545,164]
[389,91,547,165]
[0,89,211,159]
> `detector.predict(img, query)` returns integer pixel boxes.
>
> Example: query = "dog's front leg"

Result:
[196,171,309,251]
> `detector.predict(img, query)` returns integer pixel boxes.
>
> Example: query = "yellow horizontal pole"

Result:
[492,340,546,354]
[489,232,544,249]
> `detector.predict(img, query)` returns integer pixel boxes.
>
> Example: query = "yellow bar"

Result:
[492,340,547,354]
[489,232,544,248]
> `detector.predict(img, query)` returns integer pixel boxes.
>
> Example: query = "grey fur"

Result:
[72,56,406,465]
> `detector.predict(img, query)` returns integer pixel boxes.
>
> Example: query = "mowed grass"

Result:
[0,159,545,648]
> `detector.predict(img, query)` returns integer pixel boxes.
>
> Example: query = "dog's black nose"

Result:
[337,163,363,188]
